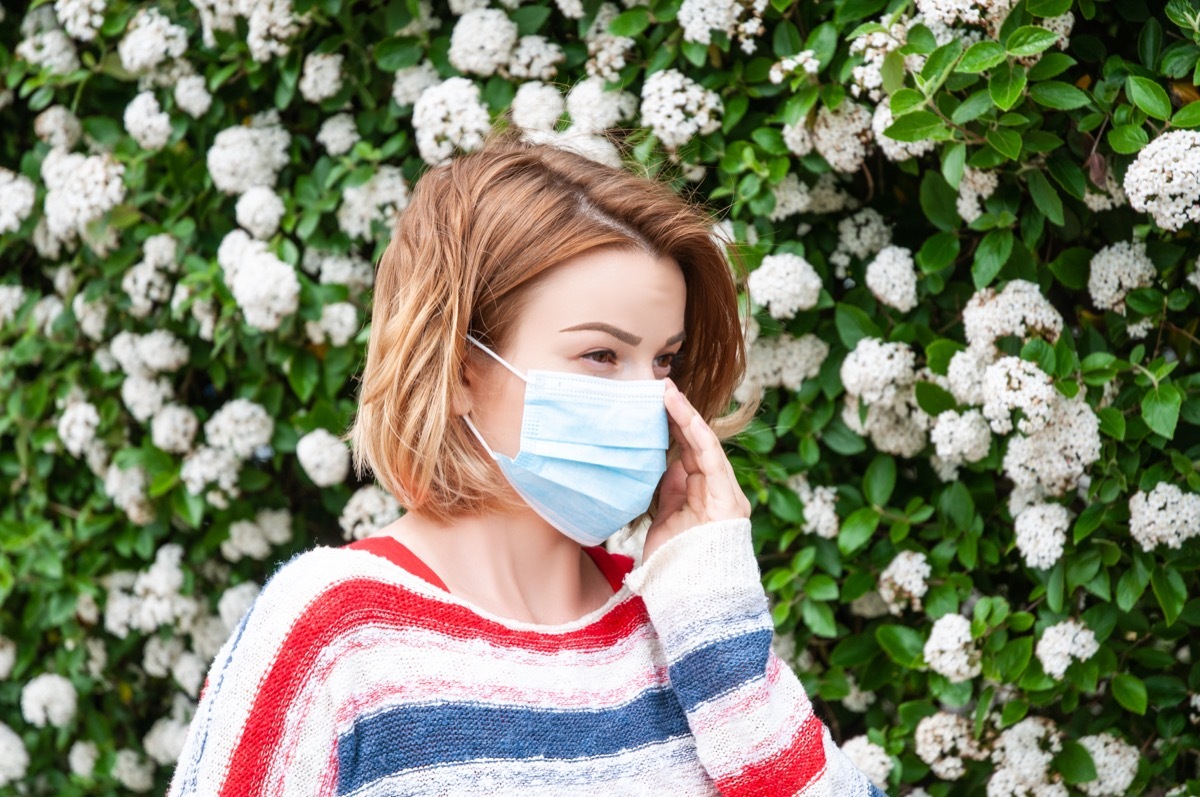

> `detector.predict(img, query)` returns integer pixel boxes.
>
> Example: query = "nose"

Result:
[625,359,659,381]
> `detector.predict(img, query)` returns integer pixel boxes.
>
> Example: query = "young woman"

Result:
[168,126,888,796]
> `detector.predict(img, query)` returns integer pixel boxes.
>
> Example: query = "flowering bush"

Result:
[1,0,1199,794]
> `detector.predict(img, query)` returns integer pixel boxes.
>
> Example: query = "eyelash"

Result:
[583,350,682,370]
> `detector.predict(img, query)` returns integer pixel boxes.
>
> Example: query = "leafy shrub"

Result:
[0,0,1198,794]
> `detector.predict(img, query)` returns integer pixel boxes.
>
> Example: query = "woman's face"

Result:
[463,246,687,458]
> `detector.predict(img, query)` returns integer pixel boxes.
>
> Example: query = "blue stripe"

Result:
[336,687,691,794]
[868,784,888,797]
[667,628,772,713]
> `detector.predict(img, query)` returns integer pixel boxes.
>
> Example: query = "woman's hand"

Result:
[643,379,751,562]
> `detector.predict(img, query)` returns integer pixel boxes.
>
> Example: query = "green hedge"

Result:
[1,0,1199,794]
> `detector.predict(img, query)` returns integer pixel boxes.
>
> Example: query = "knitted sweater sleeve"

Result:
[167,550,344,797]
[623,518,888,797]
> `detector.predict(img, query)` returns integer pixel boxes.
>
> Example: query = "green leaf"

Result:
[915,381,957,415]
[1049,247,1091,290]
[925,338,965,375]
[1029,52,1076,80]
[1126,76,1173,121]
[835,304,882,348]
[884,110,945,142]
[987,128,1022,160]
[510,5,551,34]
[1142,383,1182,438]
[917,232,961,273]
[972,229,1014,289]
[876,624,925,668]
[920,171,961,231]
[1027,170,1065,225]
[1055,739,1099,784]
[838,507,881,555]
[952,90,996,124]
[989,62,1027,111]
[1097,407,1126,440]
[801,598,838,637]
[1172,101,1200,127]
[1027,0,1071,15]
[374,37,423,71]
[890,88,926,116]
[804,573,839,601]
[772,20,803,57]
[1006,26,1062,57]
[1152,567,1187,626]
[608,7,651,36]
[995,636,1033,681]
[864,455,897,506]
[1111,673,1148,715]
[1108,123,1150,155]
[1116,567,1149,612]
[1139,17,1163,69]
[958,41,1007,73]
[1029,81,1091,110]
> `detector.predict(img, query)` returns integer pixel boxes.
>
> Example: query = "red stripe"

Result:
[344,536,450,591]
[713,711,828,797]
[218,577,650,796]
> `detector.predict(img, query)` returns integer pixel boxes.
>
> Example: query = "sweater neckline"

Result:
[340,538,641,635]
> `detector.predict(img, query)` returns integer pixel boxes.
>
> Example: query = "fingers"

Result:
[664,380,747,519]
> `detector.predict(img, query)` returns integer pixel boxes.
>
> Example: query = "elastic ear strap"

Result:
[461,413,498,459]
[465,333,527,382]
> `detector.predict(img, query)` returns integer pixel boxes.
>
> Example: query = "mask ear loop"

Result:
[461,334,527,460]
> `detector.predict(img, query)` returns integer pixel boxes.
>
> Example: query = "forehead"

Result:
[521,247,686,323]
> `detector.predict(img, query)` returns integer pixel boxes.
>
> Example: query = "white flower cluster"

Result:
[179,398,270,508]
[929,409,990,480]
[786,472,839,539]
[68,739,98,778]
[584,3,636,83]
[1088,239,1155,321]
[118,8,187,75]
[865,245,918,312]
[1083,168,1127,212]
[449,9,518,76]
[221,507,293,562]
[915,711,985,780]
[957,167,999,224]
[508,35,565,81]
[0,167,36,235]
[878,550,930,614]
[981,356,1057,436]
[0,722,29,787]
[1013,502,1070,569]
[1004,392,1101,515]
[299,52,344,102]
[112,747,155,792]
[831,208,892,276]
[217,229,301,331]
[768,173,814,220]
[16,11,81,75]
[306,301,360,347]
[55,0,106,41]
[842,675,876,712]
[193,0,304,62]
[1076,733,1139,797]
[769,50,819,84]
[1124,130,1200,231]
[915,0,1013,33]
[841,736,892,790]
[736,333,829,404]
[987,716,1067,797]
[57,399,100,458]
[219,580,262,634]
[923,612,980,683]
[40,147,126,256]
[962,279,1063,360]
[1035,618,1098,680]
[640,68,723,151]
[296,428,352,486]
[842,337,939,458]
[337,165,410,241]
[1128,482,1200,551]
[339,484,403,540]
[103,544,198,638]
[566,76,638,134]
[124,91,172,151]
[235,186,285,240]
[848,18,907,102]
[123,233,181,318]
[512,81,566,132]
[678,0,769,54]
[317,112,361,155]
[105,460,156,524]
[412,77,492,165]
[175,74,213,118]
[873,102,938,162]
[302,249,376,297]
[143,695,194,766]
[206,111,291,195]
[34,104,82,148]
[20,672,77,728]
[747,253,822,318]
[812,101,873,173]
[393,60,441,107]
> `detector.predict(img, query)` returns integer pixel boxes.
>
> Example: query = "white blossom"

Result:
[316,112,360,155]
[1014,502,1070,570]
[181,444,241,508]
[174,74,213,118]
[112,748,154,793]
[987,716,1066,797]
[0,722,29,787]
[41,149,126,254]
[962,279,1063,359]
[735,332,829,404]
[957,167,999,224]
[878,550,931,614]
[640,68,723,151]
[68,740,98,778]
[511,81,565,132]
[924,612,980,683]
[391,60,440,108]
[121,374,174,424]
[337,166,410,241]
[217,229,300,330]
[1035,618,1098,680]
[1124,130,1200,231]
[57,400,99,457]
[566,76,637,133]
[105,461,156,523]
[34,105,82,149]
[298,51,344,102]
[144,714,189,766]
[508,35,565,81]
[873,101,937,162]
[236,185,285,239]
[836,208,893,260]
[1128,482,1200,551]
[866,245,918,312]
[981,356,1057,435]
[1088,240,1155,315]
[0,284,26,326]
[786,472,839,540]
[55,0,106,41]
[930,409,990,473]
[412,77,492,166]
[915,711,985,780]
[746,253,822,319]
[124,91,172,151]
[20,673,77,728]
[678,0,768,54]
[841,337,915,407]
[1077,733,1139,797]
[584,3,635,83]
[118,8,187,75]
[17,29,80,75]
[206,118,291,195]
[767,173,811,220]
[812,101,873,173]
[842,675,876,712]
[306,301,359,347]
[449,9,518,77]
[205,397,274,460]
[296,428,352,486]
[218,581,261,634]
[842,735,892,790]
[770,50,820,84]
[1002,393,1101,513]
[339,484,402,540]
[151,404,199,454]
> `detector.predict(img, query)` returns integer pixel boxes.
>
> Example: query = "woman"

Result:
[168,125,887,796]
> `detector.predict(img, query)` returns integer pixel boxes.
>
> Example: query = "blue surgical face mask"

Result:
[461,334,670,547]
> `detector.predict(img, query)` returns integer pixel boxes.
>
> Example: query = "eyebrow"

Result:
[559,323,686,347]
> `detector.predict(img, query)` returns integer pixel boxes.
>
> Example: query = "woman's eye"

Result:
[655,351,683,370]
[583,349,617,365]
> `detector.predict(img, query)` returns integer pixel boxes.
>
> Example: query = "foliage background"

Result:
[1,0,1199,793]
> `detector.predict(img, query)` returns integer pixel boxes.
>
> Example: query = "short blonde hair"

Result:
[345,125,755,523]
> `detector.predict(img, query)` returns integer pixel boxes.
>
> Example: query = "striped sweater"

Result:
[168,518,888,796]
